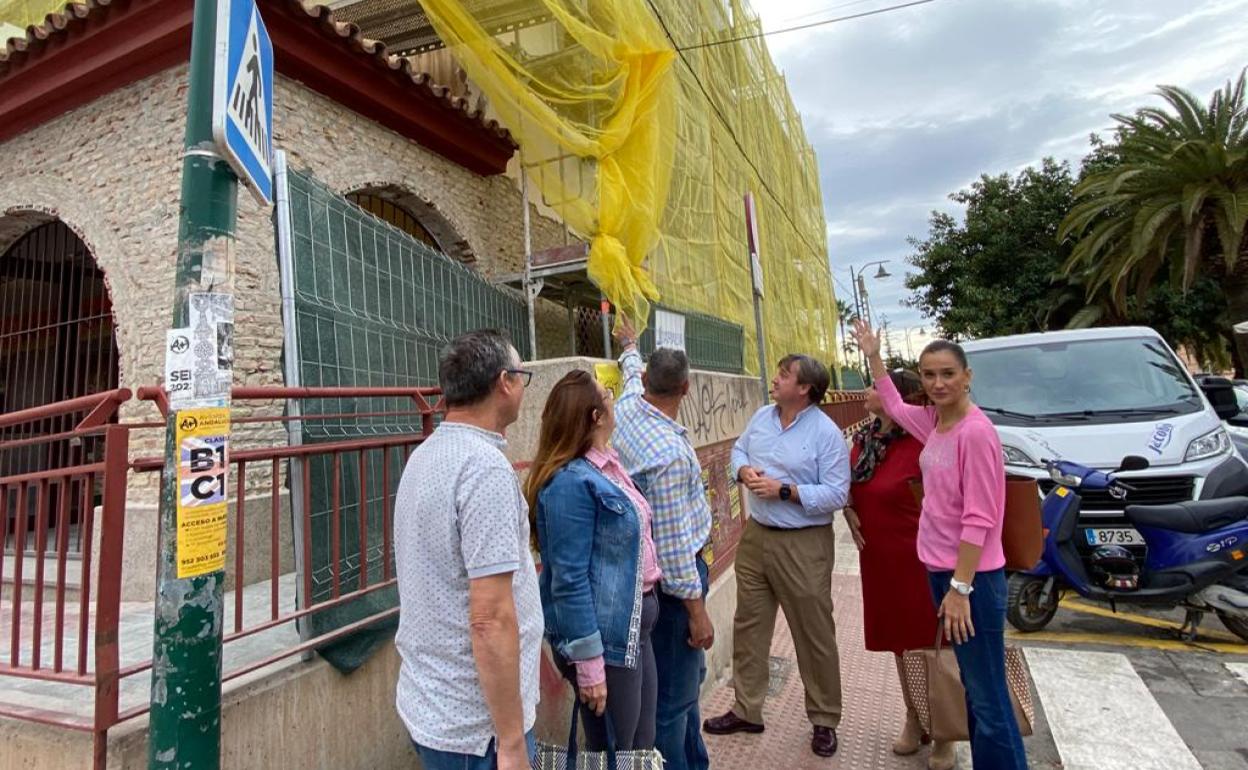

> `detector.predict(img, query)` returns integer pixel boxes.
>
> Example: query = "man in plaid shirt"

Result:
[611,318,714,770]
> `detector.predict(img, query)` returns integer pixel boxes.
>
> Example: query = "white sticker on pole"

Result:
[165,329,195,407]
[655,309,687,351]
[188,293,235,402]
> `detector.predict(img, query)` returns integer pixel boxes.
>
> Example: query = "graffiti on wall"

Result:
[679,378,754,446]
[696,438,747,582]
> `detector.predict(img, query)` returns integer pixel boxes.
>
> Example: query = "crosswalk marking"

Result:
[1025,647,1201,770]
[1227,661,1248,688]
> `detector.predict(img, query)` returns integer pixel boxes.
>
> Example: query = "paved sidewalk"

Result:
[702,575,930,770]
[699,518,1060,770]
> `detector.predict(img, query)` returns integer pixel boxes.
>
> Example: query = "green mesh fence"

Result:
[638,305,745,373]
[280,167,529,671]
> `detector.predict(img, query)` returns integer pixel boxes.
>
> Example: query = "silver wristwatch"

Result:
[950,578,974,596]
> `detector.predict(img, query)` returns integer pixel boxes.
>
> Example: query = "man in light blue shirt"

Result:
[704,354,850,759]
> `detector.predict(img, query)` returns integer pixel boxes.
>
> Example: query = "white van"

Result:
[962,327,1248,547]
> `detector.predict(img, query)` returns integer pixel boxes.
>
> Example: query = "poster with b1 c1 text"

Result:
[175,407,230,578]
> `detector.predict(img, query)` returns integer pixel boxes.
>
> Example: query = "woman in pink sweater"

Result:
[852,319,1026,770]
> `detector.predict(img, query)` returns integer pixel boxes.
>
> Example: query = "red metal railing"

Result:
[0,385,440,768]
[0,389,131,767]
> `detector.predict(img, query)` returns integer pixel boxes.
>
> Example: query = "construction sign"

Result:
[175,407,230,578]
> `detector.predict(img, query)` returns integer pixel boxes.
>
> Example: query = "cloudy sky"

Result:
[753,0,1248,356]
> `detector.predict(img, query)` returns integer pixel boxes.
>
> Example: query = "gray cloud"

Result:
[757,0,1248,337]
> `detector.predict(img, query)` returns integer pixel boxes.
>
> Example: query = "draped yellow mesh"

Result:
[0,0,62,32]
[417,0,838,375]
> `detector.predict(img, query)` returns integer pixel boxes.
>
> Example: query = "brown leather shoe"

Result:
[703,710,765,735]
[812,726,839,757]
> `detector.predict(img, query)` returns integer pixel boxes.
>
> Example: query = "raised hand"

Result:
[851,318,882,359]
[613,314,637,347]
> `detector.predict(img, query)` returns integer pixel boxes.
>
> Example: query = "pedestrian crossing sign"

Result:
[212,0,274,205]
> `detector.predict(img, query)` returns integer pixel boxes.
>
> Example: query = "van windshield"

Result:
[965,336,1203,426]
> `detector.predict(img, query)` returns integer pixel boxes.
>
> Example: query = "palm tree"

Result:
[1059,71,1248,370]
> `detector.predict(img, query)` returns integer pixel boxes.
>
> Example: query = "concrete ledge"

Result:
[2,642,417,770]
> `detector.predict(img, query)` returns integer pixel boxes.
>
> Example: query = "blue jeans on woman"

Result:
[928,569,1027,770]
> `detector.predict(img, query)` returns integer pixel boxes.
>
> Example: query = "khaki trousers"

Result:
[730,518,842,728]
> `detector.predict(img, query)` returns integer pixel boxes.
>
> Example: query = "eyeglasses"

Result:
[505,368,533,387]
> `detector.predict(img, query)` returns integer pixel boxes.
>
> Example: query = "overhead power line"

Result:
[675,0,941,52]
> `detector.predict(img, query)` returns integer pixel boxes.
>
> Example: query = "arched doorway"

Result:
[0,219,119,551]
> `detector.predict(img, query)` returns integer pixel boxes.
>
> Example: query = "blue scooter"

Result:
[1006,456,1248,642]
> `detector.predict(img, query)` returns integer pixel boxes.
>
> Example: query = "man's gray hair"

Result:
[779,354,830,404]
[438,329,516,408]
[646,347,690,397]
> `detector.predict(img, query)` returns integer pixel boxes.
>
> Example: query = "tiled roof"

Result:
[0,0,514,145]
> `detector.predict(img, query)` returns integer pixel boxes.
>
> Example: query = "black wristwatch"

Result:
[779,484,792,501]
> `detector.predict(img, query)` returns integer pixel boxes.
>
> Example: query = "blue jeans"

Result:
[651,555,711,770]
[928,569,1027,770]
[413,731,536,770]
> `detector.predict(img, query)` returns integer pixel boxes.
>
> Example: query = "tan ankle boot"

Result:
[892,708,927,755]
[927,740,956,770]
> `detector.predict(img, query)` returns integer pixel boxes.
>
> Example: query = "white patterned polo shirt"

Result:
[393,421,543,755]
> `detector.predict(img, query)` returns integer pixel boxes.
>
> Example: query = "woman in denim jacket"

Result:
[524,369,663,751]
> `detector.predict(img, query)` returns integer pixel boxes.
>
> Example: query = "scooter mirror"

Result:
[1118,455,1150,472]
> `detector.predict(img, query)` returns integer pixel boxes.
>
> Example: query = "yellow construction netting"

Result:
[418,0,838,375]
[0,0,58,34]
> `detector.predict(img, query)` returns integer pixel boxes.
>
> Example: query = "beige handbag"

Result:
[901,626,1036,741]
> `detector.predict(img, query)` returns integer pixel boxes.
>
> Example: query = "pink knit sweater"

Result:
[876,375,1007,572]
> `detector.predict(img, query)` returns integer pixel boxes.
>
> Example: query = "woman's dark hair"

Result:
[919,340,969,370]
[889,369,927,405]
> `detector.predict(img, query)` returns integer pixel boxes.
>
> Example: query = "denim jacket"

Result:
[536,457,645,669]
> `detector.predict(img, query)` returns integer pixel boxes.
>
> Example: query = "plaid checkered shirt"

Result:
[611,347,712,600]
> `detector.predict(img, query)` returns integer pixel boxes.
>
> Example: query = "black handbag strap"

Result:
[567,699,620,770]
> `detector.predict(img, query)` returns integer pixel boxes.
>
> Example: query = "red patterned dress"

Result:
[850,429,940,653]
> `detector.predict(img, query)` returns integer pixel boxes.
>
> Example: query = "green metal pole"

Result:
[149,0,237,764]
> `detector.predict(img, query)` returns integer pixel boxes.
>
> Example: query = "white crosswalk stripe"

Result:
[1226,661,1248,689]
[1025,647,1202,770]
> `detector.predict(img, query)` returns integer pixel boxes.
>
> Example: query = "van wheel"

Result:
[1007,573,1057,632]
[1218,611,1248,643]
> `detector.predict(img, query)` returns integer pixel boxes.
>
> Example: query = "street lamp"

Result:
[845,260,892,381]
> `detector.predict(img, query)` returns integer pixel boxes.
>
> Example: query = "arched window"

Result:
[345,185,475,265]
[346,192,440,251]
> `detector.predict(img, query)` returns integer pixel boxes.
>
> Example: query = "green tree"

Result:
[904,148,1231,369]
[1059,72,1248,371]
[905,158,1078,339]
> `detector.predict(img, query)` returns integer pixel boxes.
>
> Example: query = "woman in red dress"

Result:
[844,370,951,769]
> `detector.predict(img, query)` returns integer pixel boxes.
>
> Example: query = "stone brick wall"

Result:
[0,63,570,449]
[0,64,573,592]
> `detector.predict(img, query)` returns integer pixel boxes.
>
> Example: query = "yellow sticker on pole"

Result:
[175,407,230,578]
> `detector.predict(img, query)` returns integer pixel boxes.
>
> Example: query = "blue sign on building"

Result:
[212,0,274,205]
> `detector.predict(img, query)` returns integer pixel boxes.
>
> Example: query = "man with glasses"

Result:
[393,329,540,770]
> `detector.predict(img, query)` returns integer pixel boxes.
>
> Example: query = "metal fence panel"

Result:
[638,305,744,373]
[277,163,529,668]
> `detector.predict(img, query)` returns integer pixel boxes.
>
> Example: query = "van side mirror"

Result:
[1198,376,1240,421]
[1118,455,1150,472]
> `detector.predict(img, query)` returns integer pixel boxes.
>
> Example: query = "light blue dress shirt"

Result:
[730,404,851,529]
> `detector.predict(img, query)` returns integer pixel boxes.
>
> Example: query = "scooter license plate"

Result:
[1084,527,1146,547]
